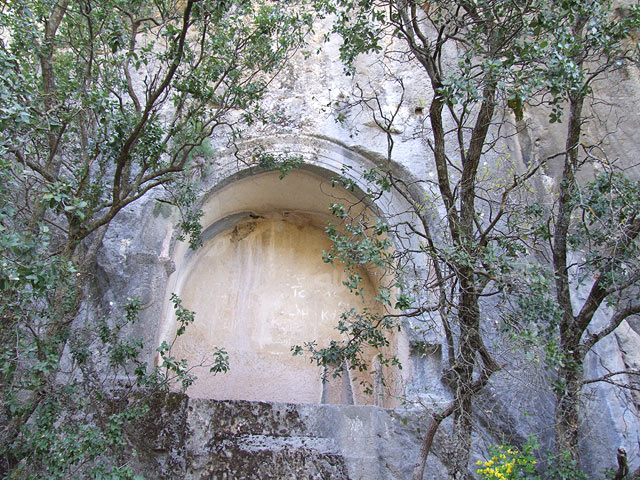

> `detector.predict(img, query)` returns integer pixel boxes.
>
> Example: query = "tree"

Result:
[0,0,311,476]
[304,0,640,477]
[302,1,551,478]
[510,0,640,464]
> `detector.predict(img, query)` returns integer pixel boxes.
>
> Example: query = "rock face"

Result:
[90,11,640,479]
[123,395,452,480]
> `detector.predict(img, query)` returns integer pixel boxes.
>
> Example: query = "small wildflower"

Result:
[476,438,539,480]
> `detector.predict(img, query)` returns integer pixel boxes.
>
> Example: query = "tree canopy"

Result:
[0,0,311,476]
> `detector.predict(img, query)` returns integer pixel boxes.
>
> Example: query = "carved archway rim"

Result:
[196,132,417,224]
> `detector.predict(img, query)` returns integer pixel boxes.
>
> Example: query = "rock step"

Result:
[186,399,350,479]
[124,394,448,479]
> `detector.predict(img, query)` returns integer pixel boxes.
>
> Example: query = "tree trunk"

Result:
[554,362,582,460]
[412,403,455,480]
[451,391,474,478]
[614,447,629,480]
[450,276,480,477]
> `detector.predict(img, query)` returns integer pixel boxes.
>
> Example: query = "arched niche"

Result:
[158,168,409,406]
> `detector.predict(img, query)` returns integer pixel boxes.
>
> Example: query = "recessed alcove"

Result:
[158,168,408,406]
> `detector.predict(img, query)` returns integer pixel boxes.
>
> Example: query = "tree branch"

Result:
[582,303,640,353]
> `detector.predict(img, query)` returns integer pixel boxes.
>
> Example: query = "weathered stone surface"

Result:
[124,396,451,480]
[114,392,189,479]
[185,400,348,479]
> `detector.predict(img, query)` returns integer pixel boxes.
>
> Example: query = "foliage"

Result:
[543,451,588,480]
[0,0,312,253]
[292,164,406,393]
[0,154,228,477]
[477,438,539,480]
[512,167,640,374]
[507,0,640,461]
[164,175,205,250]
[152,294,229,391]
[301,0,553,476]
[2,289,215,479]
[1,0,639,476]
[300,0,640,475]
[0,0,310,476]
[476,438,589,480]
[255,151,305,179]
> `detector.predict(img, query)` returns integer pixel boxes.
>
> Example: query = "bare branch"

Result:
[582,304,640,353]
[582,369,640,386]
